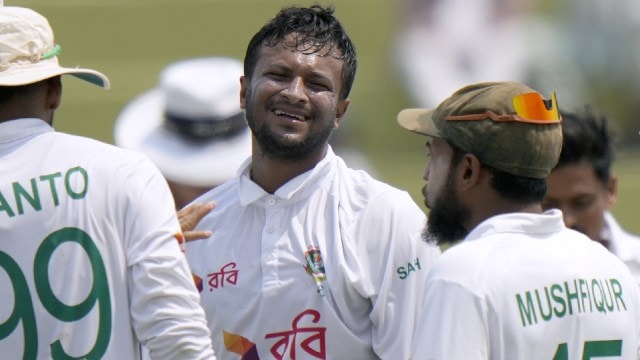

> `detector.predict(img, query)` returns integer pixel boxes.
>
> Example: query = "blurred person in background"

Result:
[396,0,640,143]
[0,5,215,359]
[394,0,534,107]
[115,57,251,210]
[525,0,640,118]
[184,5,441,359]
[543,106,640,285]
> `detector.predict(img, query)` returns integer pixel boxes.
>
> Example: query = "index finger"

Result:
[178,201,216,233]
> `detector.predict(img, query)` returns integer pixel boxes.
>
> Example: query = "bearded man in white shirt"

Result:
[398,81,640,359]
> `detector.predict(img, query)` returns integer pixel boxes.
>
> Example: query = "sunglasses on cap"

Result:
[444,92,561,124]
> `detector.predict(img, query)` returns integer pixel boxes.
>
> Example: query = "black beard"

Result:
[245,97,335,162]
[423,175,469,246]
[250,121,333,162]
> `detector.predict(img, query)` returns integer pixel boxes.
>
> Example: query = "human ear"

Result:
[46,76,62,111]
[607,175,618,207]
[334,99,350,128]
[239,75,248,110]
[458,154,483,190]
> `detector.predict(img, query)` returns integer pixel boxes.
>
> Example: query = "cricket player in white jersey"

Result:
[0,6,215,359]
[543,107,640,286]
[185,5,441,359]
[398,82,640,359]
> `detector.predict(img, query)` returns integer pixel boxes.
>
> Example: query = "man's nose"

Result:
[562,208,578,229]
[282,77,307,103]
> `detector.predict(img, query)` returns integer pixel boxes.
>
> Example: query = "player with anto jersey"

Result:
[0,5,215,359]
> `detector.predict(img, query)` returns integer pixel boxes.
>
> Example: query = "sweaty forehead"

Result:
[546,163,606,197]
[276,32,343,58]
[256,38,345,81]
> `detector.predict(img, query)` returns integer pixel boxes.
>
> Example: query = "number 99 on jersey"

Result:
[0,227,112,359]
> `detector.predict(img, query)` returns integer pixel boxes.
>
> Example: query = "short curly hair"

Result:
[243,5,357,100]
[556,106,618,185]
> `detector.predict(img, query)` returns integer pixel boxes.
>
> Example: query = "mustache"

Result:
[271,100,311,113]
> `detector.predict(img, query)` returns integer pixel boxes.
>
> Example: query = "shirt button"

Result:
[266,226,274,233]
[267,198,276,206]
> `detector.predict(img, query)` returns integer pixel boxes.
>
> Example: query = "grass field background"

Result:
[10,0,640,234]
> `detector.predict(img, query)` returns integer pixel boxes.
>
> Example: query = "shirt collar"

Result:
[0,118,53,145]
[465,209,566,242]
[238,146,336,206]
[602,211,620,252]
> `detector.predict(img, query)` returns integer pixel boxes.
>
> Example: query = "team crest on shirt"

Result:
[303,246,327,296]
[206,262,239,291]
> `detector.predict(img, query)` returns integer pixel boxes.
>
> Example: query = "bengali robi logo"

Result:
[222,309,327,360]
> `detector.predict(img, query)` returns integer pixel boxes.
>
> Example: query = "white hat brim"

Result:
[0,61,110,88]
[114,89,251,187]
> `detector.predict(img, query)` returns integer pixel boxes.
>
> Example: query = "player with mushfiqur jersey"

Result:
[398,81,640,359]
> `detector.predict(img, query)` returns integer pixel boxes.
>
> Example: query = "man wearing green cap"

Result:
[398,81,640,359]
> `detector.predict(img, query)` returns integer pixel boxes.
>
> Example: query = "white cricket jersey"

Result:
[0,119,215,359]
[186,147,441,359]
[411,210,640,359]
[605,211,640,287]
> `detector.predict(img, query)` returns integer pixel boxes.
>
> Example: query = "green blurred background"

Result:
[10,0,640,233]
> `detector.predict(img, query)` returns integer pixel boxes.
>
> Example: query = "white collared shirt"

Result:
[0,119,214,359]
[605,211,640,286]
[186,147,440,359]
[411,210,640,359]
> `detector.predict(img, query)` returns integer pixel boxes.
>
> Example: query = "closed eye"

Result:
[267,71,288,80]
[571,195,596,211]
[307,81,331,92]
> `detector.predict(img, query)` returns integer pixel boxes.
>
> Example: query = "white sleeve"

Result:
[412,277,488,359]
[363,191,441,359]
[121,157,216,360]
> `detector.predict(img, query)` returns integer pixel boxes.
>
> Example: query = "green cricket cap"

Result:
[397,81,563,179]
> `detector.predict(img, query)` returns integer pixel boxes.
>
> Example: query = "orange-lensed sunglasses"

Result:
[444,92,561,124]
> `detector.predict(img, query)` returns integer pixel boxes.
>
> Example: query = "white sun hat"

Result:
[114,57,251,187]
[0,6,109,88]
